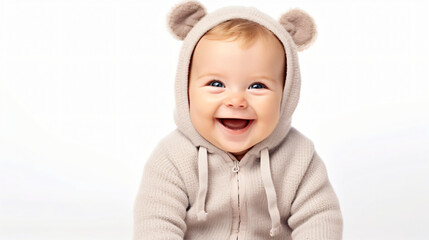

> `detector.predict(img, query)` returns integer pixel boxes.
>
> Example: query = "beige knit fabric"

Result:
[134,3,343,240]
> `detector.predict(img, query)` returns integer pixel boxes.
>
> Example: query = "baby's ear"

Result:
[279,9,317,51]
[167,0,207,40]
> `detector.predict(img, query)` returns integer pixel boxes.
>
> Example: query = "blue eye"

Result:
[209,80,224,88]
[249,83,266,89]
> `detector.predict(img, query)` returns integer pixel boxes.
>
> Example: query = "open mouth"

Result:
[216,118,254,132]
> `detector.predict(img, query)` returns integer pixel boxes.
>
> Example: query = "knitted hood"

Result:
[166,1,317,237]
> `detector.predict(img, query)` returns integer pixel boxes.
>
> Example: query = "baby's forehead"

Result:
[190,36,286,87]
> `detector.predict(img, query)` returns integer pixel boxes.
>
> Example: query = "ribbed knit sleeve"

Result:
[288,151,343,240]
[133,146,188,240]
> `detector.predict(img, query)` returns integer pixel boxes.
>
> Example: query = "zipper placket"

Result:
[232,160,241,239]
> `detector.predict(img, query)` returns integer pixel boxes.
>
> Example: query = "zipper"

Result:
[232,160,240,239]
[232,159,240,173]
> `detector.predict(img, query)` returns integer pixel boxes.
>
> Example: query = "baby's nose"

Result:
[224,93,248,108]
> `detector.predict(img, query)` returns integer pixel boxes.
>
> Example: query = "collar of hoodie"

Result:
[195,146,281,237]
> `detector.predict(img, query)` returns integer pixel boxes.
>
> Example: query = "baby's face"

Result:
[188,36,285,158]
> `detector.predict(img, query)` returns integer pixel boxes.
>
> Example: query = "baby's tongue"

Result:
[221,119,248,129]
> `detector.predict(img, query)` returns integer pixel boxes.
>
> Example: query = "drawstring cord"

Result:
[196,146,208,221]
[261,148,281,237]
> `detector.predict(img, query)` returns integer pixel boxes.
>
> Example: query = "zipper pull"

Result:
[232,160,240,173]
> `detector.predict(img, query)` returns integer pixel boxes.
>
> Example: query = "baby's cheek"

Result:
[190,93,217,119]
[207,87,224,94]
[254,96,280,115]
[254,97,281,131]
[200,92,223,110]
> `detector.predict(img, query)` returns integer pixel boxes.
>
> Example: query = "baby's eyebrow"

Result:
[250,75,276,82]
[196,73,225,80]
[194,73,277,83]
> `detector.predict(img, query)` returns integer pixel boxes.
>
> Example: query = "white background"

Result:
[1,0,428,239]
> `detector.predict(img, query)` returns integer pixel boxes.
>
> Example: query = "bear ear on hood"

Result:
[279,9,317,51]
[167,0,207,40]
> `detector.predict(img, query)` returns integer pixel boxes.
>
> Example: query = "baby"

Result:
[134,1,343,240]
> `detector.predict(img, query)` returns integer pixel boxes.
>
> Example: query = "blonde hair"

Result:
[202,18,282,49]
[189,18,287,86]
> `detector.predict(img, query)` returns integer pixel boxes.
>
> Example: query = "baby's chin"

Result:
[229,148,250,156]
[220,145,253,160]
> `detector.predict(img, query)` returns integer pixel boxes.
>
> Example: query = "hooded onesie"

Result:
[134,1,343,239]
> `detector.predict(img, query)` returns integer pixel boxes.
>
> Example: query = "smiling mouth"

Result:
[217,118,253,130]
